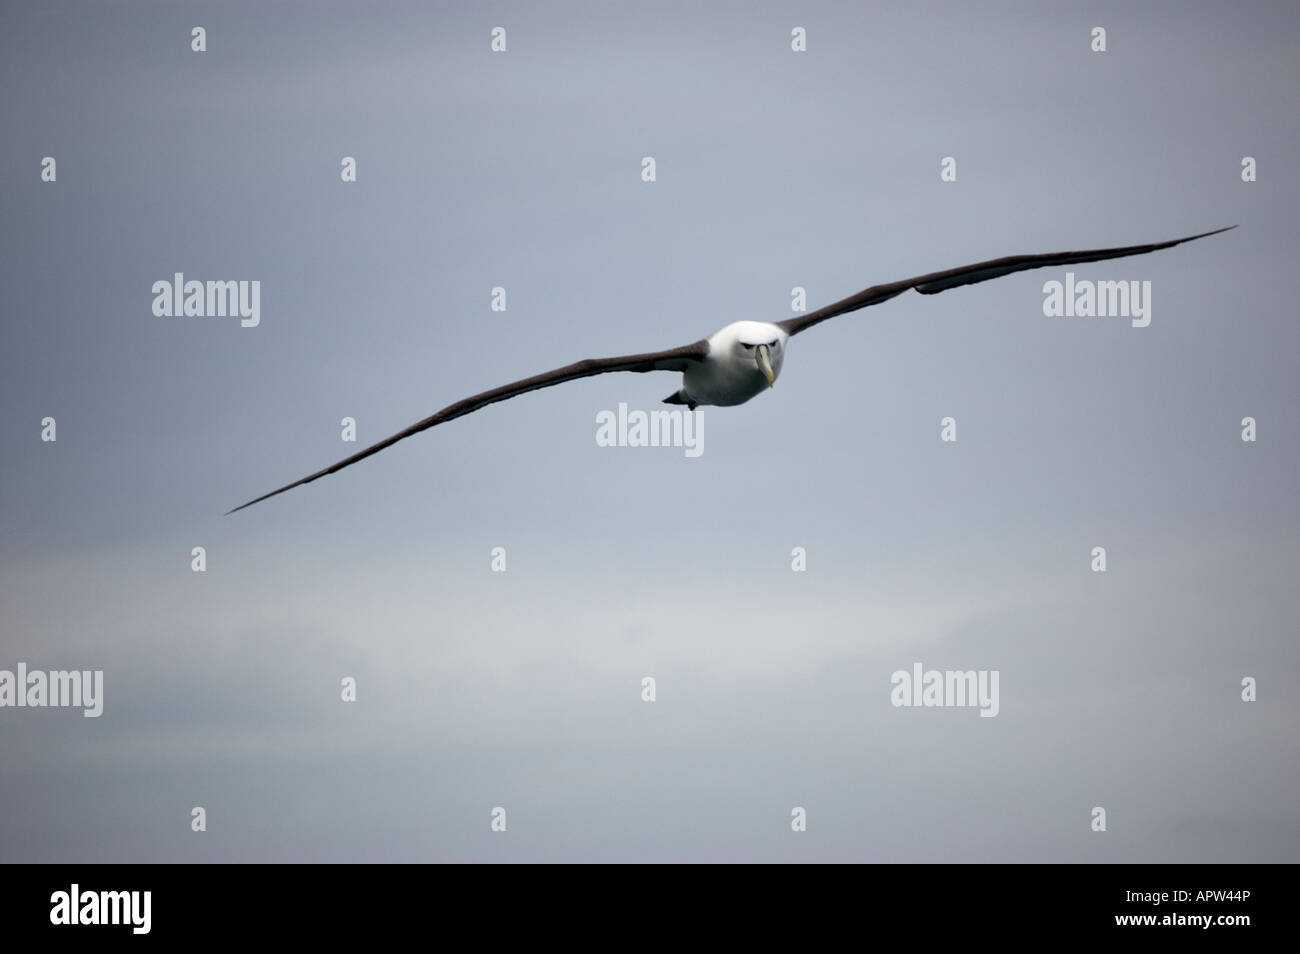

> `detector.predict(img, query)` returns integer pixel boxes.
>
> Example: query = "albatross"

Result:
[228,225,1234,513]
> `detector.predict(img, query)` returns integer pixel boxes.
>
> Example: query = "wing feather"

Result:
[227,339,709,514]
[777,226,1235,337]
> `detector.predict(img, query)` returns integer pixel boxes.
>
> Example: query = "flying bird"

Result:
[228,226,1234,514]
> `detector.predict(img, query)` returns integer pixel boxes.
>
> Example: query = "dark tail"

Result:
[663,390,697,410]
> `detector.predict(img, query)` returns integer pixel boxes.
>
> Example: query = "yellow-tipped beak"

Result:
[757,344,775,388]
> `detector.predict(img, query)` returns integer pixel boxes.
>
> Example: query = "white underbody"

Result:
[681,321,789,407]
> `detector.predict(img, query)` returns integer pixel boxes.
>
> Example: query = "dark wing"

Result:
[777,226,1236,337]
[227,339,710,514]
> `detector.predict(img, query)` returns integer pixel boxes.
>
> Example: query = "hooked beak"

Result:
[756,343,775,388]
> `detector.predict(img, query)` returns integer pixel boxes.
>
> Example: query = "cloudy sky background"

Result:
[2,0,1297,861]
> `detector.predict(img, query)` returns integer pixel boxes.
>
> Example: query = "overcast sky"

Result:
[2,0,1297,862]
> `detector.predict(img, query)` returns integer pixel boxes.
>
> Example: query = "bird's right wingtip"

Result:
[223,493,271,514]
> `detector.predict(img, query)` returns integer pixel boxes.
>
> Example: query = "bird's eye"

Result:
[768,339,778,347]
[741,343,754,349]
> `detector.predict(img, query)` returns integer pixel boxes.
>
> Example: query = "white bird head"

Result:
[712,320,788,388]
